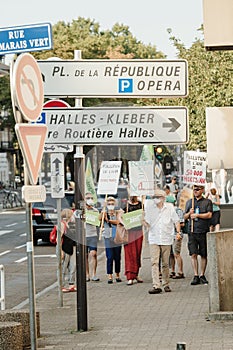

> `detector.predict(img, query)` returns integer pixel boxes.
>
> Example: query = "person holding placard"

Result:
[120,196,144,286]
[184,185,212,285]
[85,192,100,282]
[99,197,123,284]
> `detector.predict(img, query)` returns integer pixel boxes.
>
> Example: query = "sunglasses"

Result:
[86,197,93,199]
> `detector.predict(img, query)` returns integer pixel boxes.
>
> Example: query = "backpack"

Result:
[49,225,57,245]
[49,220,66,245]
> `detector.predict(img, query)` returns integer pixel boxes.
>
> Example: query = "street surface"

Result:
[0,209,57,309]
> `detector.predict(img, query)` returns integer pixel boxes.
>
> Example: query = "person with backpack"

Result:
[60,208,77,293]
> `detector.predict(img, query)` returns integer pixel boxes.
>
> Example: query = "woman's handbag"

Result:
[114,223,128,245]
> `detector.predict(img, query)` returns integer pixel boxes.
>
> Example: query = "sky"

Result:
[0,0,204,60]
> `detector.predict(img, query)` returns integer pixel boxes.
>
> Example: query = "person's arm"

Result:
[184,208,194,221]
[213,195,220,206]
[190,211,212,220]
[175,221,182,240]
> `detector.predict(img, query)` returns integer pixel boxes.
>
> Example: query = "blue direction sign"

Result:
[0,23,53,55]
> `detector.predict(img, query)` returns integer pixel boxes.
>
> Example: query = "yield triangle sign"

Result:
[15,124,48,185]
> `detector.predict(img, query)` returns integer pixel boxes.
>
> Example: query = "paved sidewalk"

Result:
[36,236,233,350]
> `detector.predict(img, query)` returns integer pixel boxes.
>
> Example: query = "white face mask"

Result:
[107,205,115,211]
[86,199,94,206]
[154,198,162,204]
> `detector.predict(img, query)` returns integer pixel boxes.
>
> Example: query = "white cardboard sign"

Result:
[183,151,207,186]
[129,160,154,196]
[97,161,122,195]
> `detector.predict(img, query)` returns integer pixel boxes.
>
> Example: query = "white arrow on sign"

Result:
[42,106,188,145]
[50,153,64,198]
[38,59,188,98]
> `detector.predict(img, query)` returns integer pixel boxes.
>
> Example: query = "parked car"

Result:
[32,191,74,245]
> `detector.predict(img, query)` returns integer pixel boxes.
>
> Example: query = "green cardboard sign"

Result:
[122,209,143,229]
[86,211,100,227]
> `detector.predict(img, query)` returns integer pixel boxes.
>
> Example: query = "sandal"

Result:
[173,273,185,279]
[170,272,176,278]
[135,277,143,283]
[62,287,70,293]
[69,286,77,292]
[127,279,133,285]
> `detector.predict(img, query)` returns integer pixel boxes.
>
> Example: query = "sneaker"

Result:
[92,276,100,282]
[200,275,208,285]
[116,277,122,283]
[148,287,162,294]
[191,275,200,285]
[127,279,133,285]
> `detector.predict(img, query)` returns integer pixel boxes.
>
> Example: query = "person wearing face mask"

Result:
[119,196,144,285]
[144,189,181,294]
[60,208,77,293]
[85,192,100,282]
[99,196,123,284]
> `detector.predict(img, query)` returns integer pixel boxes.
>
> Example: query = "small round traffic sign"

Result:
[13,53,44,122]
[43,99,70,108]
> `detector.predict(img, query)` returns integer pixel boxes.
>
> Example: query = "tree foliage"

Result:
[1,18,233,152]
[151,30,233,151]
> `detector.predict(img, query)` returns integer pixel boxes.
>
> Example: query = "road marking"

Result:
[0,210,25,214]
[20,233,27,237]
[0,230,13,236]
[34,254,56,258]
[15,254,56,263]
[15,257,27,263]
[15,244,27,249]
[0,250,11,256]
[6,223,17,227]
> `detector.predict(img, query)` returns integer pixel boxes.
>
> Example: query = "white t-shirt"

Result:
[144,202,179,245]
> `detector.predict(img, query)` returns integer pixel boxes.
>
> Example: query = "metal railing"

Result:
[0,265,5,310]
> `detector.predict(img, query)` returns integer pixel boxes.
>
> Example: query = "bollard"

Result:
[177,342,186,350]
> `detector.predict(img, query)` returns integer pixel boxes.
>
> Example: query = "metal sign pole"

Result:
[25,168,37,350]
[56,198,63,307]
[74,50,88,332]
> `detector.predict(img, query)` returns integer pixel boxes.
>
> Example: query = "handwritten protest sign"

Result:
[122,209,143,229]
[183,151,207,186]
[97,161,122,195]
[129,160,154,196]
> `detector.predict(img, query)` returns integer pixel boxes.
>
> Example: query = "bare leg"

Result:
[200,256,207,276]
[86,253,90,279]
[191,254,198,275]
[90,250,98,277]
[174,253,183,274]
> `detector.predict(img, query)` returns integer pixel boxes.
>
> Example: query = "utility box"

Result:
[207,230,233,318]
[203,0,233,50]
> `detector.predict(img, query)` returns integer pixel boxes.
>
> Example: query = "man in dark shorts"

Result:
[184,185,213,285]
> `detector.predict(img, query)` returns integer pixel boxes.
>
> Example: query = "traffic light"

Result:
[155,146,164,162]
